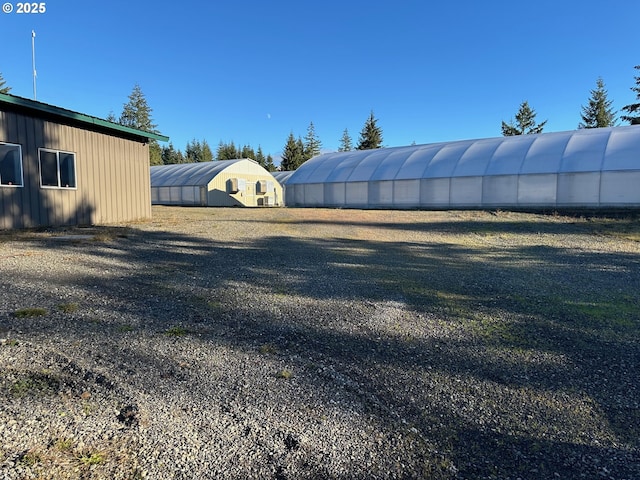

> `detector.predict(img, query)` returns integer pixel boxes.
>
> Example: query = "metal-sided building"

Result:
[150,159,283,207]
[285,126,640,210]
[0,93,168,229]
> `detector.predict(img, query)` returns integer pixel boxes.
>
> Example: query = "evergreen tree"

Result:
[356,111,383,150]
[240,144,256,159]
[106,111,118,123]
[201,139,213,162]
[0,72,11,94]
[216,141,239,160]
[255,146,266,168]
[501,101,547,136]
[303,121,322,160]
[149,143,163,166]
[621,65,640,125]
[280,133,306,170]
[119,84,157,132]
[296,137,305,160]
[161,143,185,164]
[338,128,353,152]
[265,154,276,172]
[185,139,202,162]
[118,84,162,164]
[579,77,616,128]
[185,139,213,163]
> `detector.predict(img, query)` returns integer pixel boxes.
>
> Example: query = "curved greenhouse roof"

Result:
[285,126,640,209]
[151,160,245,187]
[272,171,295,185]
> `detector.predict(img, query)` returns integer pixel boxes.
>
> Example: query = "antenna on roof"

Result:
[31,30,37,100]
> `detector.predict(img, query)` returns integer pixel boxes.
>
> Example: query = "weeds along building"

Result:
[150,159,283,207]
[285,126,640,210]
[0,93,168,229]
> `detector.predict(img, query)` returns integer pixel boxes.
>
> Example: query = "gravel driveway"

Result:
[1,207,639,479]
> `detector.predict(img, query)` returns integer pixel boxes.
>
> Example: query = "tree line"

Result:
[1,65,639,169]
[280,112,384,170]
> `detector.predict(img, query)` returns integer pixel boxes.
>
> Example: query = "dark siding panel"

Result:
[24,114,41,227]
[0,111,7,228]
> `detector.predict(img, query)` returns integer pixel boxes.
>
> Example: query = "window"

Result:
[0,142,23,187]
[39,148,76,189]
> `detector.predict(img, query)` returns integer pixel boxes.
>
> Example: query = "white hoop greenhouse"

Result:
[284,126,640,209]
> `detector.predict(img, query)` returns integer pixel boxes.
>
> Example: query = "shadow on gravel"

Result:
[224,212,640,237]
[2,214,639,479]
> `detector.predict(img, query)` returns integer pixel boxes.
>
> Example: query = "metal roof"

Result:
[287,126,640,184]
[151,159,262,187]
[0,92,169,143]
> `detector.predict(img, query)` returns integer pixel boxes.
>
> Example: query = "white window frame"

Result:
[0,142,24,187]
[38,148,77,189]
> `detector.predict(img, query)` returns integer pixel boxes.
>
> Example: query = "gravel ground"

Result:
[1,206,639,479]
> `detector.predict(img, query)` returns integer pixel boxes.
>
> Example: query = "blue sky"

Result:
[1,0,639,164]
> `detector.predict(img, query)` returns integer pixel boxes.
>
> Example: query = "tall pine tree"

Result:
[280,133,306,170]
[161,143,185,164]
[0,72,12,94]
[338,128,353,152]
[621,65,640,125]
[501,101,547,136]
[255,146,267,168]
[202,139,213,162]
[303,121,322,160]
[185,139,214,162]
[356,111,383,150]
[240,144,256,159]
[217,141,239,160]
[265,154,276,172]
[119,84,162,165]
[120,84,157,131]
[579,78,616,128]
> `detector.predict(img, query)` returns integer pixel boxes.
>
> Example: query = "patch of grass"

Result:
[565,299,639,330]
[17,449,42,467]
[13,307,47,318]
[259,344,278,354]
[272,285,290,297]
[9,372,60,397]
[90,226,131,242]
[180,294,224,314]
[54,438,74,452]
[118,324,135,332]
[164,326,188,337]
[76,450,105,466]
[57,302,78,313]
[2,339,18,346]
[276,369,293,379]
[470,316,530,347]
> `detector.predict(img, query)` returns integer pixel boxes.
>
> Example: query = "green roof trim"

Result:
[0,92,169,142]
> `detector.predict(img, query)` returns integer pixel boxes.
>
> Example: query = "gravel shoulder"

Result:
[1,207,639,479]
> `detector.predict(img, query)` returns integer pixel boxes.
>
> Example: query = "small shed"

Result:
[0,93,168,229]
[150,159,283,207]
